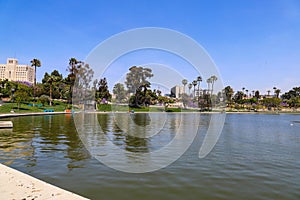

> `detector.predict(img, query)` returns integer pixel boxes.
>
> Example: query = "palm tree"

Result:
[207,78,212,92]
[188,83,192,96]
[192,80,197,98]
[30,58,41,100]
[267,90,271,96]
[46,75,59,106]
[197,76,202,97]
[275,89,281,98]
[245,89,249,97]
[273,87,277,97]
[209,75,217,95]
[182,79,188,96]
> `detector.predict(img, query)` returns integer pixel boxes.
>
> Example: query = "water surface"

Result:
[0,113,299,200]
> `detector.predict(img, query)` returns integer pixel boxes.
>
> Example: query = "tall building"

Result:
[171,85,184,98]
[0,58,35,84]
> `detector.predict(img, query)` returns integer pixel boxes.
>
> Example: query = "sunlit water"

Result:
[0,113,299,200]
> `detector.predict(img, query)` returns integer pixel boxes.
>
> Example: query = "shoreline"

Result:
[0,111,72,119]
[0,163,88,200]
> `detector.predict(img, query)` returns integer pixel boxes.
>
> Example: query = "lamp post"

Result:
[11,88,15,113]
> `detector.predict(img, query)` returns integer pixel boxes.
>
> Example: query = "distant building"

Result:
[0,58,34,84]
[171,85,184,98]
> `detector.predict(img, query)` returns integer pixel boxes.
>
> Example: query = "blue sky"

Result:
[0,0,299,94]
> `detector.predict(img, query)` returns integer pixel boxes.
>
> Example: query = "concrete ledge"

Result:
[0,121,13,128]
[0,163,89,200]
[0,112,73,119]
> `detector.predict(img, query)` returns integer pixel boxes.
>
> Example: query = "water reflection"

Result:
[0,115,90,170]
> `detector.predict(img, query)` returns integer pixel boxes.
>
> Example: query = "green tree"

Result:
[46,74,60,106]
[113,83,127,103]
[97,78,111,103]
[255,90,260,99]
[65,58,83,103]
[224,86,234,105]
[233,91,244,104]
[125,66,153,107]
[275,89,281,98]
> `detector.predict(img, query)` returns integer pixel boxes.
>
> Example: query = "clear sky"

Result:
[0,0,299,94]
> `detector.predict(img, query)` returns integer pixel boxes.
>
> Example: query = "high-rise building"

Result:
[0,58,34,84]
[170,85,184,98]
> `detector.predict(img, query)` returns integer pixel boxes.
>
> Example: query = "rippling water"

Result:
[0,113,299,200]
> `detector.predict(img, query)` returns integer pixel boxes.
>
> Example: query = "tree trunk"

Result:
[50,84,52,106]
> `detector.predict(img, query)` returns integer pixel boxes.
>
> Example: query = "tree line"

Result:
[1,58,299,111]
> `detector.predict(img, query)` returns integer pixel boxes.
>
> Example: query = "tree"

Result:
[224,86,234,105]
[42,70,63,99]
[97,78,111,103]
[255,90,260,99]
[125,66,153,93]
[30,58,41,100]
[192,80,197,98]
[197,76,202,97]
[125,66,153,107]
[113,83,127,103]
[188,83,192,96]
[65,58,83,103]
[209,75,217,95]
[275,89,281,98]
[233,91,244,104]
[46,74,60,106]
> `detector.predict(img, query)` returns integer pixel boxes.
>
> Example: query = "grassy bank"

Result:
[0,101,69,113]
[97,104,201,112]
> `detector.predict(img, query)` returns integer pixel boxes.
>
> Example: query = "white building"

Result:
[171,85,184,98]
[0,58,34,84]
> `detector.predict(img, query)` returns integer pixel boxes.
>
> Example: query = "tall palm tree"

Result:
[30,58,41,100]
[275,89,281,98]
[245,89,249,97]
[46,75,59,106]
[273,87,277,97]
[210,75,217,95]
[182,79,188,96]
[188,83,192,96]
[207,78,212,92]
[197,76,202,97]
[192,80,197,98]
[267,90,271,96]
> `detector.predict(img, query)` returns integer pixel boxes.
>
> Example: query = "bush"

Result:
[39,95,50,105]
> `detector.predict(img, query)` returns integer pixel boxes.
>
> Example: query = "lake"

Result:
[0,113,299,200]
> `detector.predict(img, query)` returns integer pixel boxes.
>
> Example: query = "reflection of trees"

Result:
[37,115,90,169]
[0,116,37,167]
[130,113,151,126]
[101,113,150,153]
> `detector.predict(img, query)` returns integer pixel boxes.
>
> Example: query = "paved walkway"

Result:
[0,164,89,200]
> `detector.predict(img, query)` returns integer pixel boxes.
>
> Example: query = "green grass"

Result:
[97,104,165,112]
[0,101,70,113]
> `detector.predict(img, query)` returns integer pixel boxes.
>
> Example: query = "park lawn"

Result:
[0,101,69,113]
[97,104,200,112]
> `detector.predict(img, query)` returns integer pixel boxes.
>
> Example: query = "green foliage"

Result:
[96,78,111,102]
[113,83,127,102]
[39,95,50,105]
[125,66,153,94]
